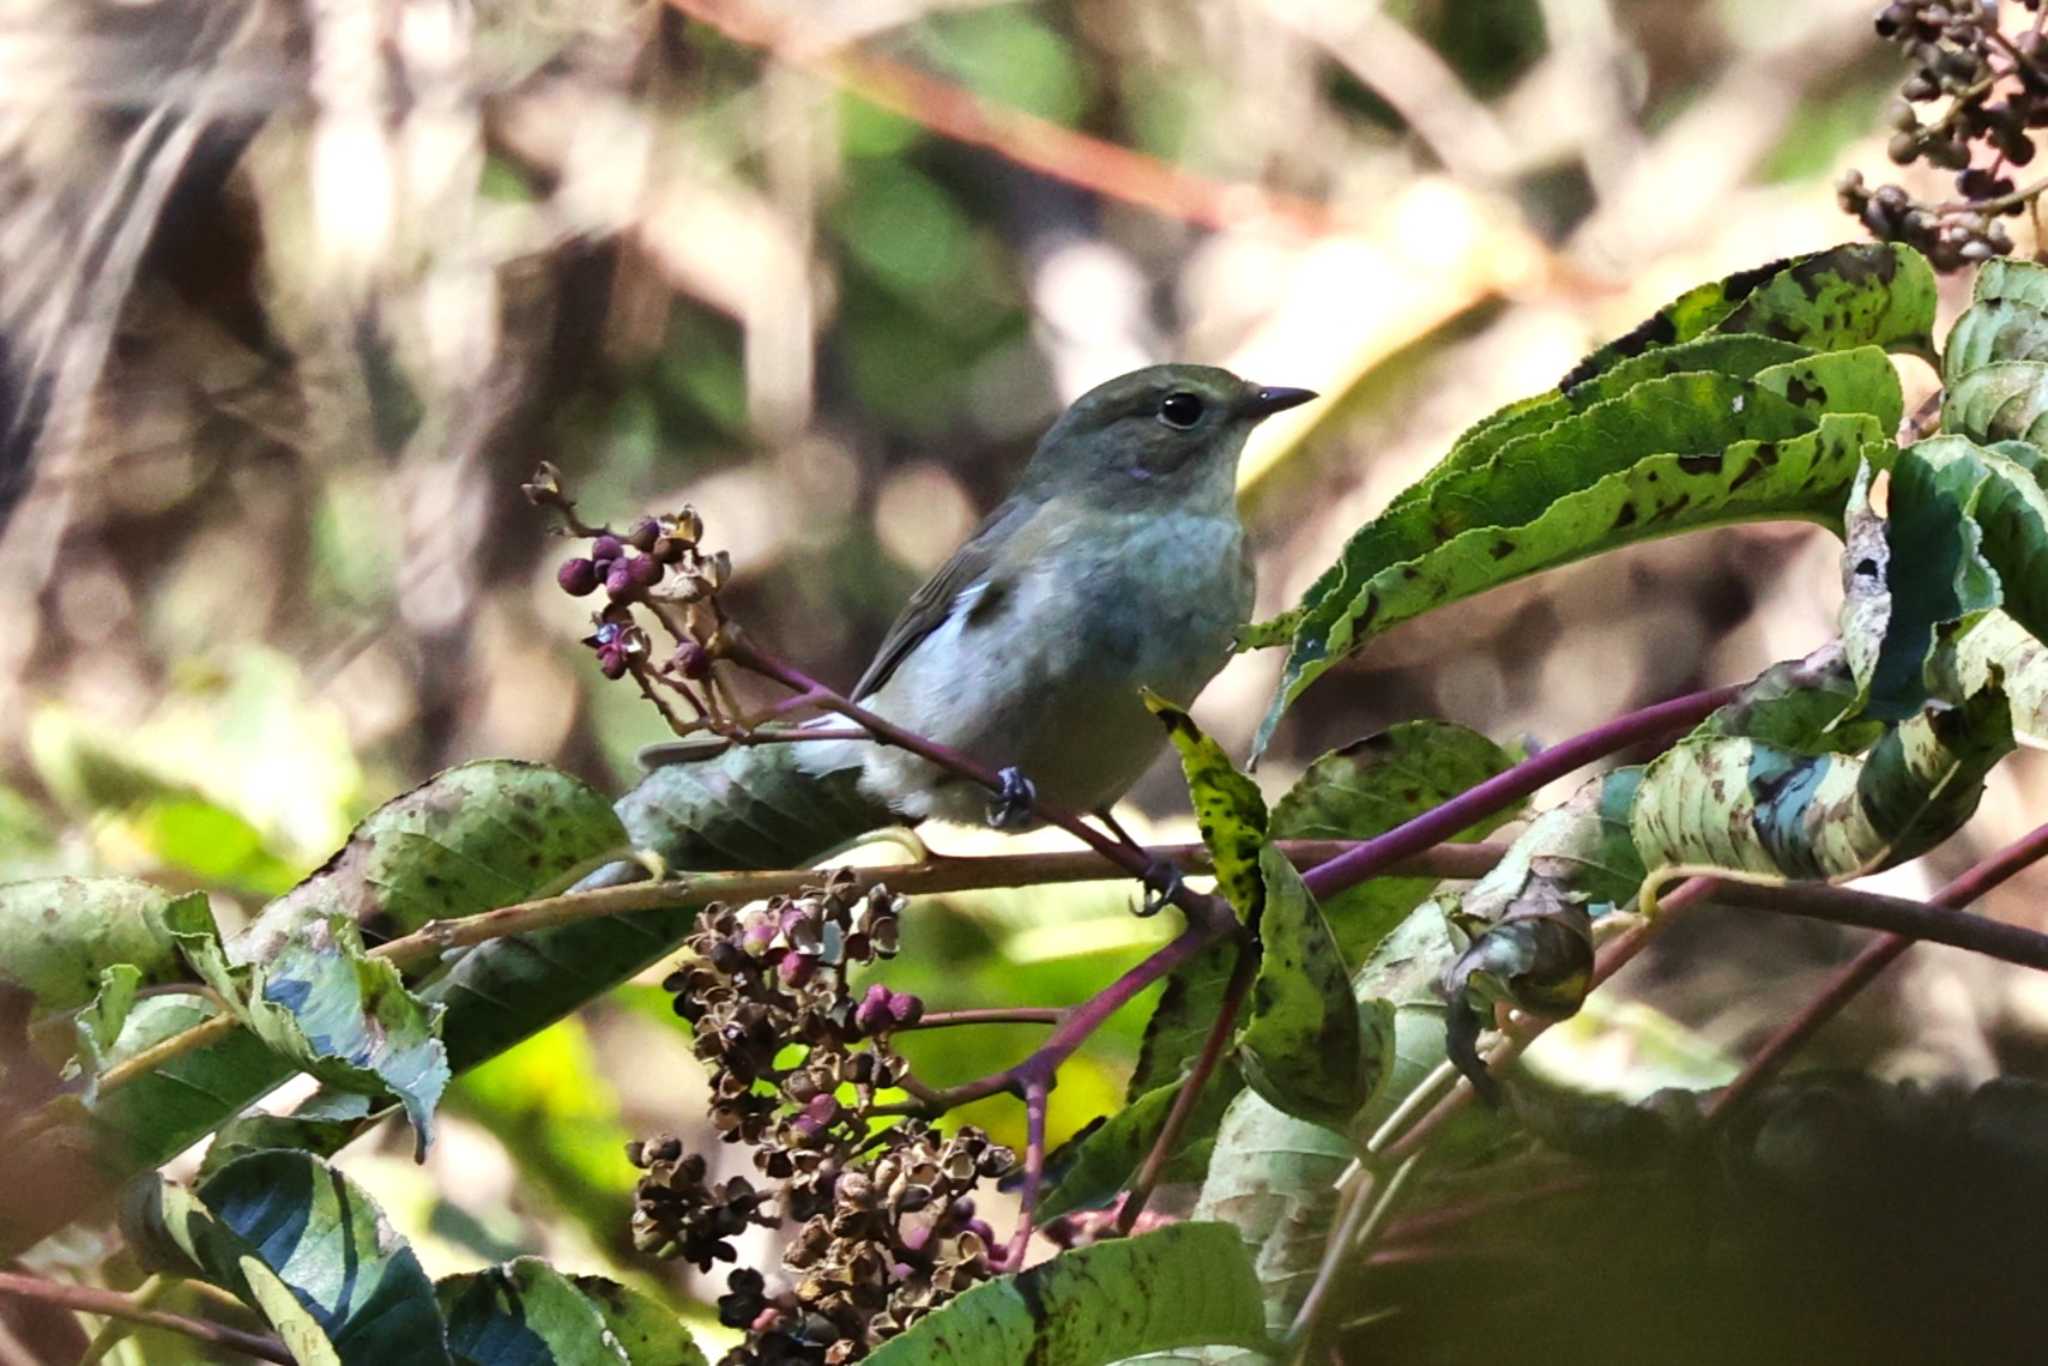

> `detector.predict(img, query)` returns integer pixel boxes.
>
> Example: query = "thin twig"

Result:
[1298,686,1742,903]
[904,1007,1065,1030]
[1708,819,2048,1120]
[1287,1155,1421,1355]
[662,0,1335,235]
[0,1271,291,1365]
[23,841,1494,1122]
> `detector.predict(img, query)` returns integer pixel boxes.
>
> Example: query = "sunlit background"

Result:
[4,0,2046,1344]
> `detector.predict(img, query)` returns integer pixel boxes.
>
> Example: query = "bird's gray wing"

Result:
[850,493,1043,701]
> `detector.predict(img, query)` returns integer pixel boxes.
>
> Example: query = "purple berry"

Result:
[888,991,924,1027]
[627,553,662,587]
[591,534,625,563]
[604,560,636,599]
[854,988,891,1036]
[627,517,661,552]
[557,558,599,596]
[778,954,815,988]
[597,645,628,680]
[675,641,711,679]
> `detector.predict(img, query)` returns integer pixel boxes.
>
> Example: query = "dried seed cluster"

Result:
[1841,0,2045,268]
[630,872,1015,1364]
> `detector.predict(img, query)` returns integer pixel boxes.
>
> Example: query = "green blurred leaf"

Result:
[833,163,974,297]
[919,7,1090,124]
[866,1223,1267,1365]
[1039,1061,1242,1221]
[1234,847,1368,1130]
[125,1149,451,1366]
[1164,1090,1351,1348]
[449,1017,639,1249]
[0,877,192,1010]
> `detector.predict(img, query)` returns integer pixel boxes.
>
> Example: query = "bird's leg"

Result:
[988,766,1038,830]
[1093,807,1183,917]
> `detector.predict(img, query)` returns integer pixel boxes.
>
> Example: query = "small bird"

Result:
[640,364,1314,836]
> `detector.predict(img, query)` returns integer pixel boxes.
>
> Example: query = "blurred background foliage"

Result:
[5,0,2048,1345]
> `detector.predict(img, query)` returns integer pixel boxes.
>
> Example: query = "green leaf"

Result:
[1972,255,2048,311]
[1863,436,2048,716]
[199,1093,379,1183]
[169,896,450,1157]
[125,1149,452,1366]
[1124,942,1238,1101]
[865,1223,1268,1365]
[1253,365,1894,756]
[1250,244,1935,758]
[1559,244,1932,390]
[1864,437,2009,716]
[568,1275,708,1366]
[1942,361,2048,446]
[1145,692,1268,919]
[1271,721,1524,963]
[1234,847,1369,1129]
[1631,691,2013,882]
[70,962,142,1102]
[1933,610,2048,747]
[1944,298,2048,385]
[437,1258,627,1366]
[1694,643,1881,754]
[246,759,629,950]
[1709,242,1937,361]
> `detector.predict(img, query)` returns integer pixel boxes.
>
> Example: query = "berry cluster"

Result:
[629,871,1015,1364]
[1842,0,2045,268]
[523,463,733,698]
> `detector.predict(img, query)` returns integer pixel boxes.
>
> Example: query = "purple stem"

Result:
[1004,1076,1052,1268]
[1300,683,1741,903]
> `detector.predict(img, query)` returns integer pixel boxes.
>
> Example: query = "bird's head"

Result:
[1019,364,1316,510]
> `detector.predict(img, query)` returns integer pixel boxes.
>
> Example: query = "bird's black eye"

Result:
[1158,391,1205,429]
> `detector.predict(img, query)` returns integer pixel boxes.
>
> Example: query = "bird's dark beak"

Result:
[1243,385,1318,420]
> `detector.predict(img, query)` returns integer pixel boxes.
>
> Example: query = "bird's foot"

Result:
[988,767,1038,830]
[1089,807,1184,915]
[1136,860,1184,917]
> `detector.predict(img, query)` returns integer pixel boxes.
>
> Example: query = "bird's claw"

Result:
[988,767,1038,830]
[1136,859,1183,917]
